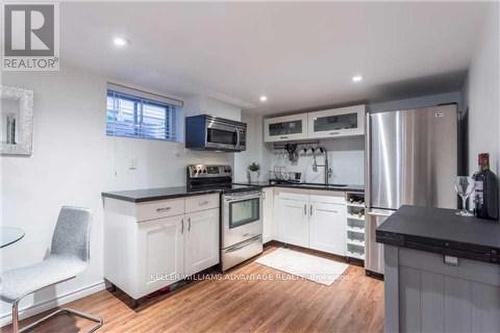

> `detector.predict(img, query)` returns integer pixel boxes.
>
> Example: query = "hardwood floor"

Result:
[1,246,384,333]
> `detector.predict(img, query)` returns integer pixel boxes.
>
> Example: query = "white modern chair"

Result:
[0,206,103,333]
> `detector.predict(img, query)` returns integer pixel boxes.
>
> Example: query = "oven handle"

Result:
[224,192,262,202]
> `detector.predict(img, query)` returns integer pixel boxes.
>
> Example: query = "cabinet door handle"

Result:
[310,205,313,216]
[156,207,171,213]
[304,204,307,215]
[181,219,184,234]
[188,217,191,231]
[199,201,209,206]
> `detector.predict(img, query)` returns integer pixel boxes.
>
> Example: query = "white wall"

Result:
[233,111,271,183]
[183,95,242,121]
[368,91,464,114]
[465,2,500,175]
[0,65,238,323]
[267,137,365,185]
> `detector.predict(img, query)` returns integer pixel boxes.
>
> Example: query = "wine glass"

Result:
[455,176,475,216]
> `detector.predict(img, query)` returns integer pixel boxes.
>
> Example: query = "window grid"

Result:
[106,90,178,141]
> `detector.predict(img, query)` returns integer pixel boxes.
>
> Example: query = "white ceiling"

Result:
[61,2,489,114]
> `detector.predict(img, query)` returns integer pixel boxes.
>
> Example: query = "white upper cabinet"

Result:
[264,105,365,142]
[264,114,308,142]
[307,105,365,139]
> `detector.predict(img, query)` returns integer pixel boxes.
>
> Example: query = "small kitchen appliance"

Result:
[185,115,246,152]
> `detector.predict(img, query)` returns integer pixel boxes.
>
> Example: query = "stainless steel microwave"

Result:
[185,114,247,152]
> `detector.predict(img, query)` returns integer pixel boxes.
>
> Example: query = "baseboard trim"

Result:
[0,280,106,327]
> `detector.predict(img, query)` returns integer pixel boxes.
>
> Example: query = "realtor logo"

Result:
[2,3,60,71]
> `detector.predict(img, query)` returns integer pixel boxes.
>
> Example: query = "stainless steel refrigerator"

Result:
[365,104,458,274]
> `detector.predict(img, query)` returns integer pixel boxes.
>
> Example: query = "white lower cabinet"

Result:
[184,209,219,276]
[104,194,219,300]
[137,215,184,296]
[277,194,309,247]
[309,200,346,256]
[276,190,346,256]
[262,187,275,243]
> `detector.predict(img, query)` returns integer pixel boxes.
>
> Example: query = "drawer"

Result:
[136,198,185,221]
[185,194,220,213]
[309,192,346,204]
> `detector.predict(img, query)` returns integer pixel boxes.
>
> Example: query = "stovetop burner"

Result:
[186,164,260,194]
[188,183,260,194]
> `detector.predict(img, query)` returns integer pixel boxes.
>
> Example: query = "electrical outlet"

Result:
[129,158,138,170]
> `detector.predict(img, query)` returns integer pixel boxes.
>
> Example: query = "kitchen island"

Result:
[376,205,500,333]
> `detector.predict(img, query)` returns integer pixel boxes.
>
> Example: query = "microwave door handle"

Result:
[236,128,240,149]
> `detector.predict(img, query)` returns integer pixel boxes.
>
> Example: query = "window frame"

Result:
[106,88,180,142]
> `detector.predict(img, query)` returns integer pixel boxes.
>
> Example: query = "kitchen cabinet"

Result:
[262,187,275,243]
[263,105,365,143]
[264,114,308,142]
[309,197,347,256]
[184,209,219,276]
[277,193,309,247]
[275,189,346,256]
[137,215,184,296]
[307,105,365,139]
[103,194,219,300]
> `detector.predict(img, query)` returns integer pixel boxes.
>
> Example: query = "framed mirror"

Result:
[0,86,34,156]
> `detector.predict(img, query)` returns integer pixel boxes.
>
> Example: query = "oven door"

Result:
[206,121,241,151]
[222,191,263,248]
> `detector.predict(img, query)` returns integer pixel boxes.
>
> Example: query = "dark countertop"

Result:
[235,181,365,193]
[102,187,221,203]
[102,182,364,203]
[376,205,500,264]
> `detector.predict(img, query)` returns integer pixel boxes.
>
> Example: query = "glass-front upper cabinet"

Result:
[307,105,365,139]
[264,114,308,142]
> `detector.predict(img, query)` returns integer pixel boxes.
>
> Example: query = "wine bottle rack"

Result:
[346,192,366,261]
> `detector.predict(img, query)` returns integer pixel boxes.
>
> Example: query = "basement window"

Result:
[106,83,182,141]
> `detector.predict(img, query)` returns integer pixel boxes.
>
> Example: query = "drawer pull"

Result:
[156,207,171,213]
[199,201,209,206]
[329,131,340,136]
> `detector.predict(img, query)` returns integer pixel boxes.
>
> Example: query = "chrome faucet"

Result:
[312,146,332,185]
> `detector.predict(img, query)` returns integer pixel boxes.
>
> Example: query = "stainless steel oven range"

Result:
[221,189,263,271]
[186,164,263,271]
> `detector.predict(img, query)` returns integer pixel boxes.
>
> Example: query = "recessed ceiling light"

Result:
[352,75,363,83]
[113,37,129,47]
[259,96,268,102]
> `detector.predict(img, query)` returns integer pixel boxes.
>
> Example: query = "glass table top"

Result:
[1,227,25,248]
